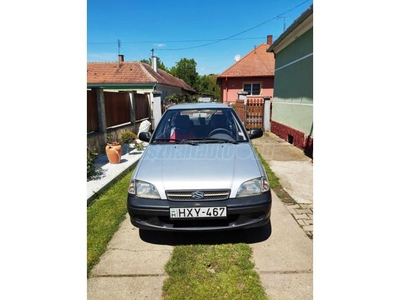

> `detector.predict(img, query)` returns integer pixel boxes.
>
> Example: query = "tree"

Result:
[170,58,198,88]
[142,56,220,101]
[195,74,221,102]
[165,93,197,104]
[140,57,168,72]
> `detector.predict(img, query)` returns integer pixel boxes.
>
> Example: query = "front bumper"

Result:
[127,192,272,232]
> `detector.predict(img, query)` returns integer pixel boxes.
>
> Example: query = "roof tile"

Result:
[218,43,275,77]
[87,61,195,92]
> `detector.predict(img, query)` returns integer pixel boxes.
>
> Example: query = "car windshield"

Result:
[151,108,248,143]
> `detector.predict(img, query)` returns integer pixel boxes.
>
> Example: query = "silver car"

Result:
[127,103,271,231]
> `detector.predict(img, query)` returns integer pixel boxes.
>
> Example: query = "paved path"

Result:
[251,191,313,300]
[88,216,173,300]
[87,132,313,299]
[252,132,313,239]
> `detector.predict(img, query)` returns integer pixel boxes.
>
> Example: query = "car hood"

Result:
[134,143,263,197]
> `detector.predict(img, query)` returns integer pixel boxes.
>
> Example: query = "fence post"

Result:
[130,91,136,125]
[263,96,271,131]
[151,91,162,130]
[95,88,107,143]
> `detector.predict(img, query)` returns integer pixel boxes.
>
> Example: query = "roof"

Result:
[167,103,229,110]
[267,4,313,53]
[217,43,275,78]
[87,61,195,92]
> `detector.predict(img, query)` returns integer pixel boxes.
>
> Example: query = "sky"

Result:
[87,0,313,75]
[3,1,400,298]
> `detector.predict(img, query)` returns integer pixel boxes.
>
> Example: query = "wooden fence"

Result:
[87,90,150,134]
[134,93,150,121]
[87,90,98,133]
[104,92,131,127]
[234,97,265,130]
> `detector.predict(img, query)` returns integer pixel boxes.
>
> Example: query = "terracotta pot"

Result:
[105,143,122,164]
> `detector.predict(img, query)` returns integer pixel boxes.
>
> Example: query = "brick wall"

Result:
[271,120,313,158]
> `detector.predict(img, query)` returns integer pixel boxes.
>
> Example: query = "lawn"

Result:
[87,147,277,298]
[163,244,267,299]
[87,169,132,275]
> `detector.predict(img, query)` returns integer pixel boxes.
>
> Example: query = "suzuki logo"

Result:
[192,191,205,199]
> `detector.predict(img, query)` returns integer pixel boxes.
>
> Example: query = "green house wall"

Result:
[272,28,313,136]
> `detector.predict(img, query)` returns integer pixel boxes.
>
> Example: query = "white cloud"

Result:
[153,43,166,48]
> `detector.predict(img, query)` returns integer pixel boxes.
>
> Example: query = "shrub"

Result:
[121,131,137,144]
[106,133,116,144]
[87,148,98,180]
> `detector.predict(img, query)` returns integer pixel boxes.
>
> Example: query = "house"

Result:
[266,5,313,158]
[87,55,195,152]
[216,36,275,105]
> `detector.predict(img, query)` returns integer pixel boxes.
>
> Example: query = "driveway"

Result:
[87,132,313,299]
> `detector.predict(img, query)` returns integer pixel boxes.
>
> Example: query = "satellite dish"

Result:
[234,54,241,62]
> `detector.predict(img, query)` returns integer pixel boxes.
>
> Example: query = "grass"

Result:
[163,244,267,300]
[254,146,297,204]
[87,147,285,298]
[87,169,133,275]
[254,147,280,189]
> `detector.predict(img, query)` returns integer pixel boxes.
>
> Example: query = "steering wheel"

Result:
[208,128,232,137]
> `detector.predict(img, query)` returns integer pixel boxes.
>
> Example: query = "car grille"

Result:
[166,190,230,201]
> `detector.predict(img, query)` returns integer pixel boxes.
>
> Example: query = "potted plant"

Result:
[121,131,137,155]
[105,133,122,164]
[132,139,145,151]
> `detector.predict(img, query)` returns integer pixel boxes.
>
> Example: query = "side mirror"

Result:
[248,128,263,140]
[139,131,151,142]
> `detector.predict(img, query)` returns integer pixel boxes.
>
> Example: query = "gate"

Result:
[235,97,265,130]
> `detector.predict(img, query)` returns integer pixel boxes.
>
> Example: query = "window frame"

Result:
[243,82,262,95]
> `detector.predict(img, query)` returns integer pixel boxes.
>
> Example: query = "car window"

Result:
[152,108,248,143]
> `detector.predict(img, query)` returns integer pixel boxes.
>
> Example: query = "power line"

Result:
[88,36,270,45]
[88,0,311,51]
[156,0,311,51]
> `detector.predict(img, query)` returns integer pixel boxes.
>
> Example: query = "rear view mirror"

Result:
[248,128,263,140]
[139,132,151,142]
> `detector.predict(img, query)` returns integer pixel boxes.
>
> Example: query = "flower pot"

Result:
[105,143,122,164]
[122,144,130,155]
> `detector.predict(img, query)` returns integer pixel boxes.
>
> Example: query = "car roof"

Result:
[167,102,231,110]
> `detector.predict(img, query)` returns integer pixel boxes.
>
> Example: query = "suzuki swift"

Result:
[127,103,271,231]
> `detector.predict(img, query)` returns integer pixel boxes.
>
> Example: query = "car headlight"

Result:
[236,177,270,198]
[128,180,161,199]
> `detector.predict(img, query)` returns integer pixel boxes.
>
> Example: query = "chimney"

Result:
[267,35,273,45]
[151,56,158,73]
[118,54,124,63]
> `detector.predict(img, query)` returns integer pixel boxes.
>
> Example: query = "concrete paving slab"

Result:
[251,191,313,300]
[88,276,167,300]
[252,132,313,238]
[260,273,313,300]
[87,131,313,299]
[88,216,173,299]
[269,160,313,204]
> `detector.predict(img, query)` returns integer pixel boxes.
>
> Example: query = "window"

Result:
[243,83,261,95]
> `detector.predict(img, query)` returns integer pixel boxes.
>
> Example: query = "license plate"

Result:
[170,207,227,219]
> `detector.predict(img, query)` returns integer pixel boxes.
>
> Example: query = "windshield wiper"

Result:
[179,139,199,145]
[153,138,238,145]
[198,138,238,144]
[152,138,179,143]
